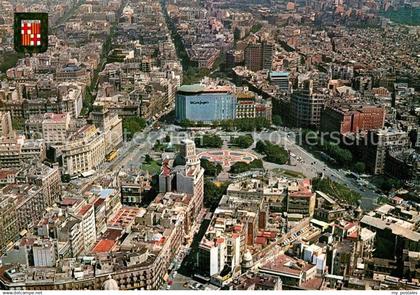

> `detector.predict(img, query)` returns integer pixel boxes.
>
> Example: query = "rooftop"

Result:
[270,71,289,77]
[177,84,233,94]
[260,254,315,278]
[361,215,420,242]
[92,239,117,253]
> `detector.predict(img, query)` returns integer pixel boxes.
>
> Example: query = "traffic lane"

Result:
[259,131,379,209]
[169,273,190,290]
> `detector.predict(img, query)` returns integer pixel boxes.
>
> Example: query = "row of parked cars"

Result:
[281,226,310,247]
[183,281,205,290]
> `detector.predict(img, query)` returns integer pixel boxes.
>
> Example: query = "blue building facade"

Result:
[176,85,237,122]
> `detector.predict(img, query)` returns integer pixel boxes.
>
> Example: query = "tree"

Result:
[229,159,263,174]
[153,140,164,151]
[249,159,263,169]
[231,135,253,149]
[255,140,288,165]
[334,147,352,165]
[312,177,362,205]
[195,134,223,148]
[179,119,193,128]
[201,159,223,177]
[204,180,229,211]
[319,141,352,166]
[12,118,25,131]
[81,88,95,115]
[144,154,152,163]
[220,119,235,131]
[230,162,250,174]
[250,23,262,33]
[123,117,146,140]
[379,177,402,192]
[61,174,71,183]
[255,140,266,154]
[354,162,366,174]
[272,115,283,126]
[233,117,270,131]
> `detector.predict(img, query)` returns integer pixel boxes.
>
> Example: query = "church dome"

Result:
[242,249,253,263]
[103,275,119,290]
[242,249,254,271]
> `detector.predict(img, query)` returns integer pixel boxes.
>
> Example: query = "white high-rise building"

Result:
[176,139,204,217]
[160,139,205,217]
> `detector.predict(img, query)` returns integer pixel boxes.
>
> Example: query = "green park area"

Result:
[273,168,306,179]
[312,177,362,205]
[229,159,263,174]
[195,134,223,148]
[231,134,254,149]
[122,117,147,140]
[179,117,271,132]
[255,140,289,165]
[200,159,223,177]
[141,155,161,175]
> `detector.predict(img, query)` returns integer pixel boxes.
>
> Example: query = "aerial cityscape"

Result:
[0,0,419,291]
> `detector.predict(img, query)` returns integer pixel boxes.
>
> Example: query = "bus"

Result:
[106,150,118,162]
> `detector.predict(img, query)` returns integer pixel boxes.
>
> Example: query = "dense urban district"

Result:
[0,0,419,291]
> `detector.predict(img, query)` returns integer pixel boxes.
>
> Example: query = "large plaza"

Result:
[198,149,259,168]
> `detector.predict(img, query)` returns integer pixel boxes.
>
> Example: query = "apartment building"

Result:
[0,136,46,168]
[24,163,62,211]
[61,125,106,176]
[76,204,97,252]
[290,80,325,128]
[0,111,13,138]
[364,128,410,175]
[287,179,316,218]
[0,195,19,255]
[37,113,71,145]
[269,71,290,94]
[0,184,45,234]
[321,105,385,134]
[244,41,273,72]
[235,91,272,122]
[89,104,123,154]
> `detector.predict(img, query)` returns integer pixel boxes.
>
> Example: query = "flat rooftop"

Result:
[177,84,233,94]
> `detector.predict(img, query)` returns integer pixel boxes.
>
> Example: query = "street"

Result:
[213,128,380,210]
[258,129,380,210]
